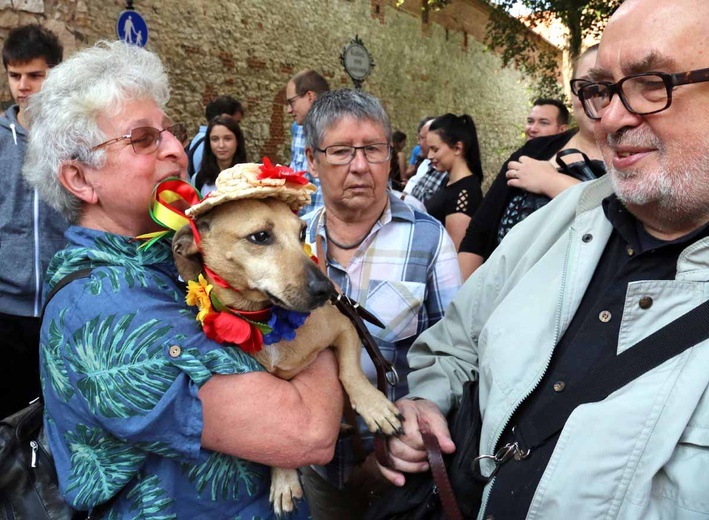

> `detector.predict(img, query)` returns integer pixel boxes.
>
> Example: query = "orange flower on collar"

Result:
[185,274,213,324]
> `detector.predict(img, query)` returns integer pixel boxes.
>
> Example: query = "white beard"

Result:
[606,127,709,224]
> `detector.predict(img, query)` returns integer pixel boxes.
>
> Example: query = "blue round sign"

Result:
[117,10,148,47]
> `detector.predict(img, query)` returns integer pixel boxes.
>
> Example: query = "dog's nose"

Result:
[306,265,335,301]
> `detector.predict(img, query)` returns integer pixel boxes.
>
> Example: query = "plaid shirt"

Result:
[304,193,461,487]
[411,163,449,204]
[290,122,323,216]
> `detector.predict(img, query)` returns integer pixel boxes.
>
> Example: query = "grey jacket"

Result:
[0,105,68,317]
[408,175,709,519]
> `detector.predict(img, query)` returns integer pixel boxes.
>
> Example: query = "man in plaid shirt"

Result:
[410,162,448,204]
[300,88,461,520]
[286,69,329,216]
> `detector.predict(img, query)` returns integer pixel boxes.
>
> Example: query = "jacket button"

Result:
[626,246,635,256]
[582,233,593,243]
[599,310,612,323]
[553,380,566,392]
[169,345,182,358]
[639,297,653,309]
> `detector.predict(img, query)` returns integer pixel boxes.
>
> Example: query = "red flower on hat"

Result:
[258,157,309,185]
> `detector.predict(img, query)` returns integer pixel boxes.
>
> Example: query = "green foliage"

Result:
[485,0,621,99]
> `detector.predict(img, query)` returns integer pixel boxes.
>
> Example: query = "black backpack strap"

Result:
[41,268,94,321]
[187,136,206,178]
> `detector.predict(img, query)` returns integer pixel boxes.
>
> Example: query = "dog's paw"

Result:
[351,390,403,436]
[270,467,303,517]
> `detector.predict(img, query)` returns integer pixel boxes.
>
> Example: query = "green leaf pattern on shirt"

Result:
[65,424,146,507]
[44,230,271,516]
[186,452,262,501]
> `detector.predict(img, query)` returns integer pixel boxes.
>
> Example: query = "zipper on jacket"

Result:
[10,122,17,145]
[33,190,41,316]
[478,227,574,519]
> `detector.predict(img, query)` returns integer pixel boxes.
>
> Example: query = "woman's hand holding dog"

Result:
[376,398,455,486]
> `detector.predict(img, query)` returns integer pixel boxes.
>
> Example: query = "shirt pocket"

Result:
[365,280,426,343]
[651,425,709,514]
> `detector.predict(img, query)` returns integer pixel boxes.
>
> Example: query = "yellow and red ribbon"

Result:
[136,178,203,249]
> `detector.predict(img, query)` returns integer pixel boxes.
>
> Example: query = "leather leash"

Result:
[420,419,464,520]
[315,232,398,467]
[314,233,397,394]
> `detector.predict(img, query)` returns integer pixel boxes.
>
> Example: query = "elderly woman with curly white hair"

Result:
[22,40,342,518]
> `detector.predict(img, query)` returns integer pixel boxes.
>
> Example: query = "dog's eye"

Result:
[299,227,306,242]
[247,231,272,245]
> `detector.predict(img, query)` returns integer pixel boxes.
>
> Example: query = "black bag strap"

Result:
[187,136,206,177]
[41,268,94,321]
[555,148,597,182]
[515,298,709,457]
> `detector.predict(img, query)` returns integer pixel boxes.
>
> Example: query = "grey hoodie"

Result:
[0,105,68,317]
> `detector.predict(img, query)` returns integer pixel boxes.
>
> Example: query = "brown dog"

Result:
[172,196,402,515]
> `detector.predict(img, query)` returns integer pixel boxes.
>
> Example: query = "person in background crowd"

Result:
[379,1,709,518]
[525,97,569,140]
[286,69,330,216]
[389,130,407,190]
[403,116,435,192]
[424,113,484,250]
[192,115,247,196]
[459,45,604,280]
[0,23,67,419]
[407,142,420,176]
[23,40,342,518]
[300,89,461,520]
[186,95,244,178]
[406,118,450,205]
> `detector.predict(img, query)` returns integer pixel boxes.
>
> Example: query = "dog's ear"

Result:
[172,224,204,283]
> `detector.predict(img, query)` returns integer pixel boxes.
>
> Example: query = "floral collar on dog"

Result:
[186,274,310,354]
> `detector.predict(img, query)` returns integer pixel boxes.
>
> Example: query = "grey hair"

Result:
[22,40,170,223]
[303,89,392,151]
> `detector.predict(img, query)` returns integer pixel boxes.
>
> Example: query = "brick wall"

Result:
[0,0,561,189]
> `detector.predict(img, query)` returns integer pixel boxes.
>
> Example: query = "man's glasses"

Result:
[286,94,303,109]
[570,79,592,97]
[92,123,188,155]
[576,67,709,120]
[316,143,392,165]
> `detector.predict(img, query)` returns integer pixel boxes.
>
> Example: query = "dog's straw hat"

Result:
[186,161,316,218]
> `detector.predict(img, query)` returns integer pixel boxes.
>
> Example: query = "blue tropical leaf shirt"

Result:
[40,226,303,519]
[290,122,322,217]
[303,193,461,487]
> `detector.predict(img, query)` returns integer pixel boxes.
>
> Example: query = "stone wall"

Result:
[0,0,560,188]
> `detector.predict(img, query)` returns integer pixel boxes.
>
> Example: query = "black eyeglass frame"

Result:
[91,123,187,154]
[315,143,392,165]
[285,93,304,109]
[577,67,709,121]
[569,78,592,97]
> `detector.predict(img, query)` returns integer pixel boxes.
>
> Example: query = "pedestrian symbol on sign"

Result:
[117,10,148,47]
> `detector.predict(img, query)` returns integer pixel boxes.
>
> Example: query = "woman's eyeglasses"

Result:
[92,123,188,155]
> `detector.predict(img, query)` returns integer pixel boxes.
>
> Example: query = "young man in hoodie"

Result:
[0,24,66,418]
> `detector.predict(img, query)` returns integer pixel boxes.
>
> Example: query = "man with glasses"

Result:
[377,1,709,518]
[300,89,461,519]
[285,69,329,216]
[0,24,67,419]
